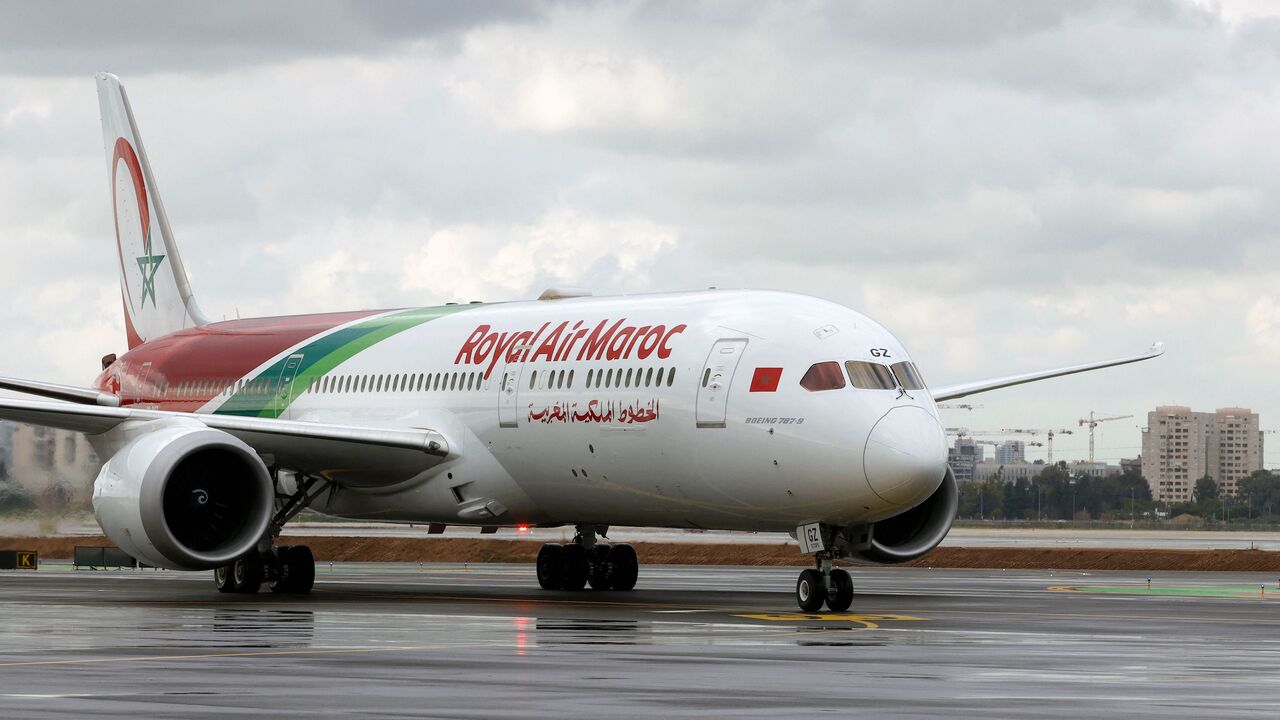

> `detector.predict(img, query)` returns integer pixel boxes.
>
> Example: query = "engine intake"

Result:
[93,422,273,570]
[857,466,957,564]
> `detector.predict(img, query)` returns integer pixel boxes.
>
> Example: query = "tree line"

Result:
[957,464,1280,524]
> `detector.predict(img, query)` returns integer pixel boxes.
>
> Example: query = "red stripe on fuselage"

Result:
[97,309,385,409]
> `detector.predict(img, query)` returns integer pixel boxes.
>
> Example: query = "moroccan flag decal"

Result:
[749,367,783,392]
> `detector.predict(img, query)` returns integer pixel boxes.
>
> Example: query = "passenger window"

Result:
[529,371,537,391]
[626,368,634,387]
[606,369,614,388]
[645,368,653,387]
[656,367,665,386]
[845,361,897,390]
[568,369,574,388]
[667,368,675,387]
[890,362,927,390]
[800,362,846,391]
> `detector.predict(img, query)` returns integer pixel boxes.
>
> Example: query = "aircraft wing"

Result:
[0,396,450,486]
[930,342,1164,402]
[0,375,121,406]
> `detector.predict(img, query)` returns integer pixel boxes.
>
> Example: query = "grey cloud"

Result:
[0,1,542,76]
[0,1,1278,464]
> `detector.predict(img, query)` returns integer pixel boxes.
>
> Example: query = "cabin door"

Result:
[695,338,748,428]
[498,346,531,428]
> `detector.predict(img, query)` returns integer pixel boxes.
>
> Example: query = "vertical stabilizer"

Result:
[96,72,208,348]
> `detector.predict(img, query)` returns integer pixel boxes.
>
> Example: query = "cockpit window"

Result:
[799,362,846,391]
[890,361,926,390]
[845,361,897,390]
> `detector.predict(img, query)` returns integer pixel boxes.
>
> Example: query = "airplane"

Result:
[0,74,1164,611]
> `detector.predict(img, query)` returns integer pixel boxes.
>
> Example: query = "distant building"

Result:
[1120,456,1142,477]
[948,438,984,482]
[6,424,98,509]
[994,441,1025,465]
[0,422,13,482]
[972,460,1120,483]
[1070,461,1122,479]
[1141,406,1263,501]
[973,461,1043,482]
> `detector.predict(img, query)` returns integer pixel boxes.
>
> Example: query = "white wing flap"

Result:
[0,396,450,487]
[0,375,121,407]
[930,343,1164,402]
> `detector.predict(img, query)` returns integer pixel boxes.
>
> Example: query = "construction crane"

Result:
[937,403,983,411]
[1001,427,1075,464]
[1078,411,1133,463]
[945,428,1010,438]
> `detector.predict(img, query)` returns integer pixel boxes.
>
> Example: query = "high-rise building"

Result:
[948,438,984,482]
[994,440,1025,465]
[1141,407,1263,501]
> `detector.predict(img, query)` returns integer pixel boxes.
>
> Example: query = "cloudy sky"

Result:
[1,0,1277,465]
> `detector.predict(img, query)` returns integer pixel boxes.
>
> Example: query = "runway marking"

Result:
[734,613,925,629]
[1050,584,1280,599]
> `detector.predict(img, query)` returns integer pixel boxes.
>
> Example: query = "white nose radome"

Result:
[863,406,948,506]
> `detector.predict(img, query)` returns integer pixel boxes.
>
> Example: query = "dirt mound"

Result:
[5,535,1280,572]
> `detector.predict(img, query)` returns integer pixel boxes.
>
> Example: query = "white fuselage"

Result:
[222,290,950,533]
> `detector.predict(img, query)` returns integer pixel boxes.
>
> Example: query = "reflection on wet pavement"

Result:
[0,564,1278,718]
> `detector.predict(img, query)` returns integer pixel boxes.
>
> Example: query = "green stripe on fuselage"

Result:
[213,304,480,418]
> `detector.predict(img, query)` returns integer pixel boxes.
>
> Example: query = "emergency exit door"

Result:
[696,338,748,428]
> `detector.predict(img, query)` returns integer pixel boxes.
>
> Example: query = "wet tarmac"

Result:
[1,563,1278,718]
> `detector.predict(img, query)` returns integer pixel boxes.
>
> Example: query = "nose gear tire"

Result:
[796,568,825,612]
[827,568,854,612]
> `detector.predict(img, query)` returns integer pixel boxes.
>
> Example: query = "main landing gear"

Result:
[795,551,854,613]
[536,526,638,592]
[214,545,316,595]
[214,473,327,595]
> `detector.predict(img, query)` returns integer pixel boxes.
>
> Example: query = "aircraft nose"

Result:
[863,406,948,505]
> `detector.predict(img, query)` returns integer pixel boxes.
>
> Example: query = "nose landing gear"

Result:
[795,551,854,612]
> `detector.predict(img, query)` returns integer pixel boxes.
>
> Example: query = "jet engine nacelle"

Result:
[92,422,274,570]
[857,466,957,564]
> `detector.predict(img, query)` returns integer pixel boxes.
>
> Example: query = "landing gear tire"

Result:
[233,553,264,594]
[270,545,316,595]
[608,543,638,591]
[587,545,613,590]
[826,568,854,612]
[796,568,825,612]
[537,544,564,590]
[214,564,239,594]
[559,543,589,591]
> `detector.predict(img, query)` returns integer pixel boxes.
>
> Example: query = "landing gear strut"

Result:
[537,526,638,591]
[213,474,326,596]
[795,551,853,612]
